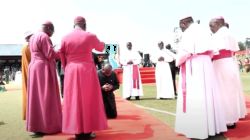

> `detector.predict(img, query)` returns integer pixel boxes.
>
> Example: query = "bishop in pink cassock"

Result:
[26,21,62,134]
[60,16,107,139]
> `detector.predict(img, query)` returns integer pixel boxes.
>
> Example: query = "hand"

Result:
[102,84,109,92]
[107,84,113,91]
[127,60,133,64]
[158,56,164,61]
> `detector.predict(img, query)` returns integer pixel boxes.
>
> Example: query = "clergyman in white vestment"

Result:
[174,16,227,139]
[120,42,143,100]
[209,17,247,128]
[151,41,175,99]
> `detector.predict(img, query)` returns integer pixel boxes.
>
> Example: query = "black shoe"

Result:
[75,134,82,140]
[83,132,96,139]
[75,132,96,140]
[135,96,140,100]
[227,123,236,129]
[31,132,45,138]
[89,133,96,139]
[126,96,131,100]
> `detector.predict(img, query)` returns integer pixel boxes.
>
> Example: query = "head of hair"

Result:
[165,44,171,50]
[24,31,33,42]
[127,42,132,50]
[224,22,229,28]
[158,41,164,46]
[209,17,225,33]
[179,16,194,32]
[42,21,54,37]
[158,41,164,49]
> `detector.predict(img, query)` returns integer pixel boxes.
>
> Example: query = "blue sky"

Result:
[0,0,249,52]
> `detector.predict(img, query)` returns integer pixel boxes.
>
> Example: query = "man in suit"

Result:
[98,63,119,118]
[165,44,178,96]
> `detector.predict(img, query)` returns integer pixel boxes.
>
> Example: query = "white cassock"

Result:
[151,49,175,99]
[174,23,227,139]
[120,49,143,99]
[211,26,247,124]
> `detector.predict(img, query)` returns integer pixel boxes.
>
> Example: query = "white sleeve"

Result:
[119,54,128,65]
[132,52,142,65]
[176,48,191,66]
[150,51,158,63]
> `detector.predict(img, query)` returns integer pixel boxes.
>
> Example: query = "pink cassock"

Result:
[60,28,108,134]
[27,32,62,134]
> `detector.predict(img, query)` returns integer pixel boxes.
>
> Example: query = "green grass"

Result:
[0,73,249,140]
[0,86,41,140]
[241,73,250,95]
[118,84,177,128]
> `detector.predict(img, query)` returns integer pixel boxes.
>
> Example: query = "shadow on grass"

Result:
[0,121,6,126]
[135,97,156,101]
[30,133,45,139]
[131,97,176,101]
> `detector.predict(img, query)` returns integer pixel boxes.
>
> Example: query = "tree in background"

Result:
[238,41,246,51]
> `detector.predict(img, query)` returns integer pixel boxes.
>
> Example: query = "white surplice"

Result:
[212,27,247,124]
[120,49,143,98]
[151,48,175,99]
[175,23,227,139]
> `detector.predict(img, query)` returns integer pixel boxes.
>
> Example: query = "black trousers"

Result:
[102,92,117,118]
[170,67,177,95]
[60,75,64,98]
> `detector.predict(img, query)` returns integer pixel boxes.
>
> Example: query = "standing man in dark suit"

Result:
[165,44,178,97]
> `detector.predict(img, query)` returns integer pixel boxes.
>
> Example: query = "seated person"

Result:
[98,63,120,118]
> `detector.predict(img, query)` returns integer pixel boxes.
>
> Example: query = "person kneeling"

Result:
[98,63,120,119]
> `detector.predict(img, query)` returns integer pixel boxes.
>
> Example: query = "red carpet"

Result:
[223,96,250,140]
[43,97,187,140]
[43,95,250,140]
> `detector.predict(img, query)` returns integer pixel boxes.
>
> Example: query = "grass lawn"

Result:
[0,73,249,140]
[0,83,40,140]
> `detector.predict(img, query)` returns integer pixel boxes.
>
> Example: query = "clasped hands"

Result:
[102,83,113,92]
[158,56,165,61]
[127,60,134,64]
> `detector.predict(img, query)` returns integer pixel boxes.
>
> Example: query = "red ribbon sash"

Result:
[213,49,233,61]
[181,51,212,113]
[132,65,140,89]
[181,63,187,113]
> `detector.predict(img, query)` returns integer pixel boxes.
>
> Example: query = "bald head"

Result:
[102,63,113,76]
[74,16,86,30]
[42,21,54,37]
